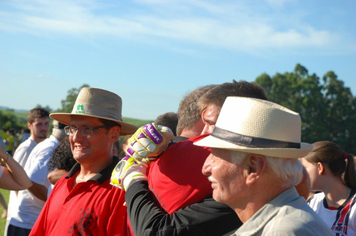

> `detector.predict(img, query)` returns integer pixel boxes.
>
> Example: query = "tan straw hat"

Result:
[50,87,137,136]
[194,97,313,158]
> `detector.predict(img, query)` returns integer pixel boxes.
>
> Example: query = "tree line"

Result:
[1,64,355,153]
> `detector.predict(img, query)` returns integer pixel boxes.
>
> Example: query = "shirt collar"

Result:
[66,156,119,185]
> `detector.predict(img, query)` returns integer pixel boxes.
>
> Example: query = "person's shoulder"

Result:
[17,137,36,148]
[269,202,333,235]
[264,214,333,236]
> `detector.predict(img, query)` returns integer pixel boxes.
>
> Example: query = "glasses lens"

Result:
[83,127,93,136]
[64,126,71,135]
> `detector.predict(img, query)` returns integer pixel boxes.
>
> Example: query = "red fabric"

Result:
[147,134,212,214]
[30,174,130,236]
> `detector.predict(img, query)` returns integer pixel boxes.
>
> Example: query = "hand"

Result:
[125,123,174,162]
[110,156,147,191]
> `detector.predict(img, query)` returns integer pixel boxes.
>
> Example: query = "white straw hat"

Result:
[194,97,313,158]
[50,87,137,136]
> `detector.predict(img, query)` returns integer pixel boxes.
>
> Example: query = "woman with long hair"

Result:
[301,141,356,235]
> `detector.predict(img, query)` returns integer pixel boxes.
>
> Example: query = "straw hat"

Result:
[50,87,137,136]
[194,97,313,158]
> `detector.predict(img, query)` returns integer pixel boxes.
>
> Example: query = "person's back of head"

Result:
[48,137,76,172]
[155,112,178,136]
[304,141,356,190]
[176,84,216,137]
[28,108,50,124]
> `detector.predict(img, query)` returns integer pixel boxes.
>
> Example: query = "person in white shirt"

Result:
[5,107,50,236]
[7,120,66,235]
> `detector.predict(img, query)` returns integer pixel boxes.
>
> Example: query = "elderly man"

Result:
[194,96,333,235]
[30,87,137,235]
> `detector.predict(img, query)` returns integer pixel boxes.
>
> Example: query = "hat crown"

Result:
[216,97,301,143]
[72,87,123,121]
[50,87,138,136]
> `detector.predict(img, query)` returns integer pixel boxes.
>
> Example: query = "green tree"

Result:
[0,110,25,131]
[255,64,356,153]
[56,84,89,112]
[36,104,53,112]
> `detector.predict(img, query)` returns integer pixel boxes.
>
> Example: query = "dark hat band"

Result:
[211,127,301,149]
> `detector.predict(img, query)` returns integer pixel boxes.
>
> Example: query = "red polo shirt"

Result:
[30,156,130,236]
[147,134,212,214]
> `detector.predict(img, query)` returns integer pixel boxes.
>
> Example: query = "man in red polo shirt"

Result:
[30,87,137,236]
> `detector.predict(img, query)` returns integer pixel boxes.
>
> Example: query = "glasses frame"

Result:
[64,125,107,136]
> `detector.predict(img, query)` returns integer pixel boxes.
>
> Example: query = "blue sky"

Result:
[1,0,355,120]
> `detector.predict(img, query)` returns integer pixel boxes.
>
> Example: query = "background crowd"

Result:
[0,81,355,235]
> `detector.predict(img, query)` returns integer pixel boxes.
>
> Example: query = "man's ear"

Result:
[245,154,267,185]
[317,162,324,175]
[110,126,121,141]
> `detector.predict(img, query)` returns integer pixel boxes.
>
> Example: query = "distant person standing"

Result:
[5,108,50,236]
[6,120,67,235]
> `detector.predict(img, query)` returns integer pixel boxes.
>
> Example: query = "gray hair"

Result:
[230,151,303,187]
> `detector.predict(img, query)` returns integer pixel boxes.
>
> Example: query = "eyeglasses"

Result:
[64,126,107,136]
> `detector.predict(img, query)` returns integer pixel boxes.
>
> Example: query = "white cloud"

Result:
[0,0,352,55]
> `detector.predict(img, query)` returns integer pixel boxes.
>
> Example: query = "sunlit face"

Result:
[201,104,220,135]
[28,117,50,142]
[69,116,113,163]
[202,148,247,206]
[300,158,320,191]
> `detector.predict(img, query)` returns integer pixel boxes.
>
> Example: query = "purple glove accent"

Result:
[121,156,132,161]
[143,124,163,144]
[126,147,135,156]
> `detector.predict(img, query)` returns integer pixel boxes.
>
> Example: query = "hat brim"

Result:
[194,135,313,158]
[50,113,138,136]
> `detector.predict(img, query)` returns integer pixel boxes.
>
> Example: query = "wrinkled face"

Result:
[29,117,50,141]
[201,104,220,135]
[300,158,320,191]
[202,148,247,206]
[69,116,113,163]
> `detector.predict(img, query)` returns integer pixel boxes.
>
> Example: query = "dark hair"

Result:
[176,84,216,136]
[198,80,268,114]
[155,112,178,136]
[47,137,76,172]
[28,108,50,124]
[304,141,356,189]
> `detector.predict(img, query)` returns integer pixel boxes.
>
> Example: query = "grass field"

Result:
[0,189,9,235]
